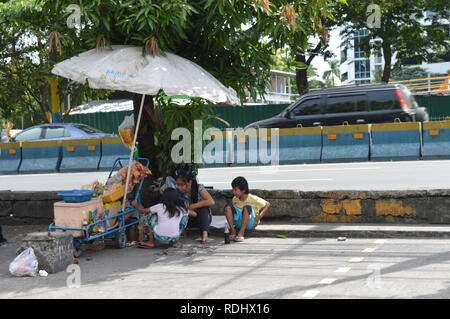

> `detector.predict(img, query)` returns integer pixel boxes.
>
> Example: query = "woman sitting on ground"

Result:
[174,168,215,244]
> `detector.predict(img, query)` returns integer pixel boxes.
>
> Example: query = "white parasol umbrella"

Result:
[52,45,240,211]
[52,45,240,104]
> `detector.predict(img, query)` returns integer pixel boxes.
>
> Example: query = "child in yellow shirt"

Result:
[224,176,270,242]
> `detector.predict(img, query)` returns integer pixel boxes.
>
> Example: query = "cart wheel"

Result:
[74,247,83,258]
[115,231,127,249]
[73,240,84,258]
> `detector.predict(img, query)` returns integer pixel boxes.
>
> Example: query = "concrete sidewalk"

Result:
[248,222,450,239]
[2,225,450,299]
[209,216,450,239]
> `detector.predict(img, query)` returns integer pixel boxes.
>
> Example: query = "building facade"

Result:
[245,70,297,104]
[340,29,384,85]
[340,11,450,85]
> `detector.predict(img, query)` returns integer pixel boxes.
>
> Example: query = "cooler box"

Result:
[54,198,104,237]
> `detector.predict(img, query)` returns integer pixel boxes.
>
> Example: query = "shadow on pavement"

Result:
[244,244,450,299]
[0,225,222,298]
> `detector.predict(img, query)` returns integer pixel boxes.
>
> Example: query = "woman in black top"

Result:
[174,169,215,244]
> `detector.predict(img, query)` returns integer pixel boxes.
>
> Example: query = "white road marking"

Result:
[335,267,352,273]
[0,172,109,178]
[200,159,450,171]
[303,290,321,298]
[201,167,382,174]
[201,178,333,184]
[319,278,337,285]
[201,162,380,170]
[349,257,365,263]
[303,239,390,297]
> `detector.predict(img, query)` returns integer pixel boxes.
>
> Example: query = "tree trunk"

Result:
[295,43,322,96]
[132,94,161,179]
[130,94,163,208]
[296,54,309,95]
[382,41,392,83]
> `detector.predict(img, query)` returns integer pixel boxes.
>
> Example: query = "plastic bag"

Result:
[119,115,135,149]
[160,176,177,194]
[81,180,107,196]
[9,247,38,277]
[106,171,124,186]
[107,162,151,187]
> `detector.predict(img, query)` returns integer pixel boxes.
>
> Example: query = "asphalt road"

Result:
[1,225,450,299]
[2,160,450,191]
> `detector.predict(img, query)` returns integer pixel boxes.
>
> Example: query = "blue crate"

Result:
[57,190,97,203]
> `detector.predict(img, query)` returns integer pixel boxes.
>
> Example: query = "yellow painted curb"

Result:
[0,142,21,149]
[61,139,101,146]
[371,122,421,132]
[279,127,322,136]
[375,200,416,217]
[323,124,370,134]
[101,137,124,145]
[320,199,362,216]
[423,121,450,130]
[21,140,62,148]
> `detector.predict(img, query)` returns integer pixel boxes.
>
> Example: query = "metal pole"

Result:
[122,94,145,212]
[288,76,292,102]
[50,79,61,123]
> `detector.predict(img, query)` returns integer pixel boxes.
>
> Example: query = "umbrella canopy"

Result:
[51,45,240,105]
[52,45,240,211]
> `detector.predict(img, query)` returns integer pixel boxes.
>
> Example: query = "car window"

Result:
[355,94,368,112]
[368,90,399,111]
[14,128,43,142]
[44,127,69,139]
[74,124,104,134]
[326,95,361,113]
[293,98,321,116]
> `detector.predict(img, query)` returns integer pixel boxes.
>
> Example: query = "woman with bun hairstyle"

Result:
[175,168,215,244]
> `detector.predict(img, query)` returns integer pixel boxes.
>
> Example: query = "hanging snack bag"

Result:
[119,115,135,149]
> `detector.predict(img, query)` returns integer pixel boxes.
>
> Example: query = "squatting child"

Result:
[132,187,197,248]
[224,176,270,242]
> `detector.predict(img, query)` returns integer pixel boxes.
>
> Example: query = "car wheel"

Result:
[73,247,83,258]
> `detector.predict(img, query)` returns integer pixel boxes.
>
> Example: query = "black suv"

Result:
[245,84,429,129]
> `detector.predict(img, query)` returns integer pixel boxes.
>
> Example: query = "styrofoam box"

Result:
[54,198,104,237]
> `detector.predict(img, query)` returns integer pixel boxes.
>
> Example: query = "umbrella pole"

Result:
[122,94,145,212]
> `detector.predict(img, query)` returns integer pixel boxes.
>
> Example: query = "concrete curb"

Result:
[3,189,450,226]
[209,189,450,224]
[209,223,450,239]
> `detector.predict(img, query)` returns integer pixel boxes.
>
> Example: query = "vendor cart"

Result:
[49,157,150,257]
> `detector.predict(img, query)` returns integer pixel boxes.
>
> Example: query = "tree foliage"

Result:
[2,0,341,175]
[0,0,111,127]
[391,66,430,81]
[334,0,450,82]
[36,0,344,100]
[322,59,341,86]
